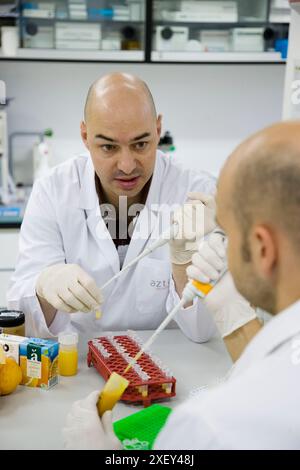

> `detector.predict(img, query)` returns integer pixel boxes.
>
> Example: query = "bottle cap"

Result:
[58,332,78,346]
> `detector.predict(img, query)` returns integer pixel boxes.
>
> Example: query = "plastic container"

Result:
[1,26,18,56]
[58,332,78,376]
[0,310,25,336]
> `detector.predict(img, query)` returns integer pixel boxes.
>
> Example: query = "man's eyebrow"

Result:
[130,132,151,142]
[94,132,151,143]
[95,134,116,142]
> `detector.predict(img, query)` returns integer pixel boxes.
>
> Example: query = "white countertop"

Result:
[0,329,232,450]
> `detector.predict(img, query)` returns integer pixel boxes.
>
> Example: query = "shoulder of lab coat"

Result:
[154,300,300,450]
[156,151,217,204]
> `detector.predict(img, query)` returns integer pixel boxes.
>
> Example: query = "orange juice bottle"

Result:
[58,333,78,376]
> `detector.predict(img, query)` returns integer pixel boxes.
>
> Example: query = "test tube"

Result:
[97,372,129,417]
[162,383,172,394]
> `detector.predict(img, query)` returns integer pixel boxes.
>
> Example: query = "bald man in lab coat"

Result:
[8,73,255,344]
[64,122,300,450]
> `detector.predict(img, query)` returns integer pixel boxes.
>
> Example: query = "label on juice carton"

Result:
[19,338,59,389]
[0,333,27,362]
[27,344,42,378]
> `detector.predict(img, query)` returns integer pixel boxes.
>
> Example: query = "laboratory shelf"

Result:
[0,0,290,64]
[153,21,290,28]
[0,49,144,62]
[151,51,285,64]
[21,17,145,24]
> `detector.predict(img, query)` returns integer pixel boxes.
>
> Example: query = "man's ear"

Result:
[80,121,89,150]
[156,114,162,142]
[252,225,277,280]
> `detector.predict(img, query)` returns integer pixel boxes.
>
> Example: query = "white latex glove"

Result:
[186,232,257,338]
[169,192,217,265]
[62,390,122,450]
[36,263,103,313]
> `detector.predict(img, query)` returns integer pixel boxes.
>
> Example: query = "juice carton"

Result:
[0,333,27,362]
[19,338,59,389]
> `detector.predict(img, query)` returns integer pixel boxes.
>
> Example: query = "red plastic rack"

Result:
[87,334,176,407]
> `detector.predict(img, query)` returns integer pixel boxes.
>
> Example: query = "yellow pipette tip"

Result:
[192,279,214,296]
[97,372,129,417]
[95,309,102,320]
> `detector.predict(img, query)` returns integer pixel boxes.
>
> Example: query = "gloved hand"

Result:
[186,231,257,338]
[169,192,217,265]
[36,263,102,313]
[62,390,122,450]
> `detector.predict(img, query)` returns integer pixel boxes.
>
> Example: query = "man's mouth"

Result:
[114,176,141,190]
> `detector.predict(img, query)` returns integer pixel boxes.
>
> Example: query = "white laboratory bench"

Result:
[0,329,232,450]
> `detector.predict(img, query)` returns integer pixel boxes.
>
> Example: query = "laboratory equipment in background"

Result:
[88,332,176,407]
[1,25,18,56]
[154,26,189,52]
[0,106,9,205]
[55,22,101,50]
[152,0,290,58]
[283,0,300,119]
[9,127,53,185]
[17,1,146,52]
[158,131,176,155]
[33,129,53,180]
[58,332,79,376]
[0,102,17,206]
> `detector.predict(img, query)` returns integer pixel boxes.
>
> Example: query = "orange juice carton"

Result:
[19,338,59,389]
[0,333,27,362]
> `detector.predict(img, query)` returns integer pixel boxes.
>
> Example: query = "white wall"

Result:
[0,61,285,181]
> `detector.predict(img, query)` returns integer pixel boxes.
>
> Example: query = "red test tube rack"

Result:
[87,332,176,407]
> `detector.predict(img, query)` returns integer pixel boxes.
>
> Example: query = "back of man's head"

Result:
[229,121,300,252]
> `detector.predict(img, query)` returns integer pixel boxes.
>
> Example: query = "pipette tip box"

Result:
[87,332,176,407]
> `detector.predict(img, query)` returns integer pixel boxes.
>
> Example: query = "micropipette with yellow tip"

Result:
[124,231,227,374]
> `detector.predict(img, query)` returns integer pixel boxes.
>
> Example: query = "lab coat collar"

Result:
[233,299,300,375]
[78,154,98,210]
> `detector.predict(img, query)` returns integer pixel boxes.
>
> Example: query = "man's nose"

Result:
[117,148,137,175]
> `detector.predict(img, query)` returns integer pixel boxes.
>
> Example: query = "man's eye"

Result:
[101,144,116,152]
[133,141,148,151]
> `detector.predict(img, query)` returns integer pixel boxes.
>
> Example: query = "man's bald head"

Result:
[223,121,300,252]
[84,72,157,123]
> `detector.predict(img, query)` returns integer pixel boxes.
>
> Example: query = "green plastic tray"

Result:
[113,404,172,450]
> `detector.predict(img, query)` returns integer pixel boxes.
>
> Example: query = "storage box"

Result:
[19,338,59,389]
[155,26,189,51]
[56,40,100,50]
[24,26,54,49]
[55,22,101,41]
[231,28,264,52]
[200,30,231,52]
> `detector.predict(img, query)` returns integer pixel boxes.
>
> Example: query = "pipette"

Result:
[101,222,179,291]
[124,232,227,374]
[94,223,179,319]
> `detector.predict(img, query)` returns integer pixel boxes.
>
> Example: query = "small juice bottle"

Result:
[58,333,78,376]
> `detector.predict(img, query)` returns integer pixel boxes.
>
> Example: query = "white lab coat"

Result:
[155,300,300,450]
[7,151,217,346]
